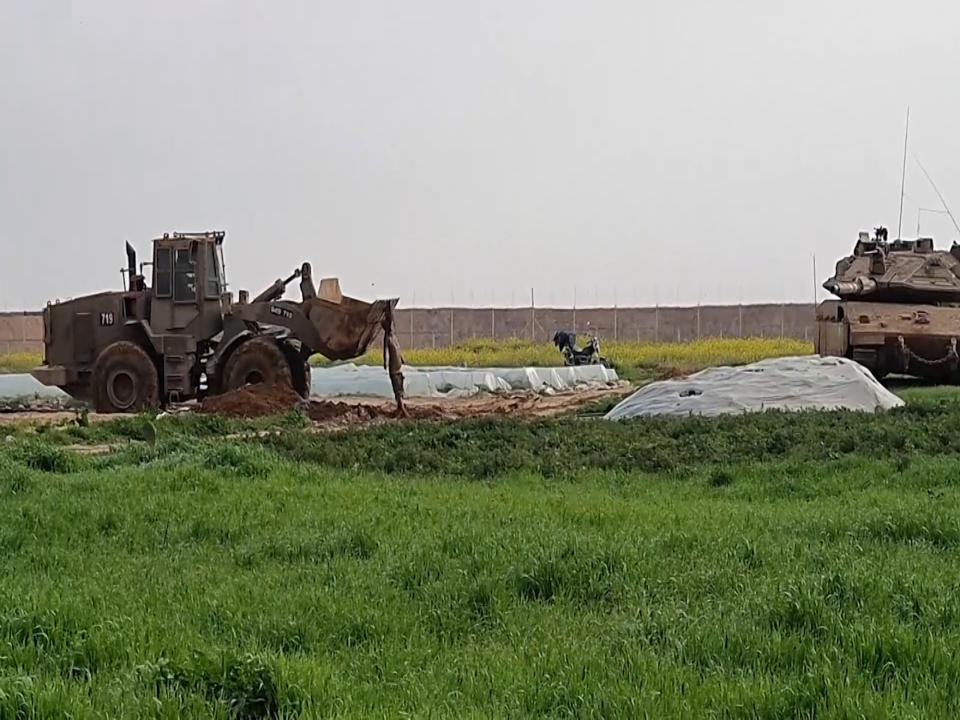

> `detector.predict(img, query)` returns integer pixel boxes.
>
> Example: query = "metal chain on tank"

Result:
[898,336,959,367]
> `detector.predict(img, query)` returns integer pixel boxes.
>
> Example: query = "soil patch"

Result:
[0,387,631,433]
[306,400,446,427]
[199,383,305,418]
[305,388,630,430]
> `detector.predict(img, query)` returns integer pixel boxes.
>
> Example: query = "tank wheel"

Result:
[222,337,293,392]
[92,341,159,413]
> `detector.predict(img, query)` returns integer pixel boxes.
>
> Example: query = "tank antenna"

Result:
[812,253,818,306]
[897,106,910,240]
[912,152,960,237]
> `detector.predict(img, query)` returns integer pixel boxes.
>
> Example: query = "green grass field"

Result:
[3,386,960,717]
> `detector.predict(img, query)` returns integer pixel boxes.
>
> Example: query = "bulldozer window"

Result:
[205,242,220,298]
[174,248,196,302]
[155,248,172,297]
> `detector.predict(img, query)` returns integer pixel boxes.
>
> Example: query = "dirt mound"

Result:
[200,383,305,418]
[0,387,631,439]
[304,390,630,430]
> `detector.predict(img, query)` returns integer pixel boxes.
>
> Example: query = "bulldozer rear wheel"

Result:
[92,341,159,413]
[222,337,293,392]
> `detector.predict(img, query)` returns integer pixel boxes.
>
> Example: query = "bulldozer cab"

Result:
[150,231,228,337]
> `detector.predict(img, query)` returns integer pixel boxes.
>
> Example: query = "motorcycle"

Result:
[552,329,609,367]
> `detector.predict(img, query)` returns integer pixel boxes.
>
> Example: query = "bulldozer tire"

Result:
[92,341,160,413]
[222,337,293,392]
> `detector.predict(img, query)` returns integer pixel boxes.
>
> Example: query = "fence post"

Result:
[530,288,536,341]
[655,304,659,342]
[450,309,454,346]
[739,304,743,338]
[697,303,701,339]
[780,303,785,338]
[491,307,495,340]
[613,304,618,342]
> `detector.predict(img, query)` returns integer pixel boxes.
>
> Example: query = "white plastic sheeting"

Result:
[0,374,63,400]
[312,363,620,398]
[604,355,903,420]
[0,364,620,401]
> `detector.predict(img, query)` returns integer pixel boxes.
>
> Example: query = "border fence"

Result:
[391,303,816,349]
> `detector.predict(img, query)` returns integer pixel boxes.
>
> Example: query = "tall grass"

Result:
[3,338,812,379]
[0,351,39,374]
[315,336,813,374]
[1,421,960,717]
[1,392,960,716]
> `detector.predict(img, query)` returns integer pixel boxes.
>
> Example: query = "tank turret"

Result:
[823,226,960,304]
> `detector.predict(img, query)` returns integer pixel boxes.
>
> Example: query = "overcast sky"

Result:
[3,0,960,309]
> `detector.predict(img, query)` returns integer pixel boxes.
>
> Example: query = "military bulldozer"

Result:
[31,230,405,412]
[816,226,960,381]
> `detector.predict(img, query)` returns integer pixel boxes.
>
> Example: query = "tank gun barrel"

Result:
[823,277,878,297]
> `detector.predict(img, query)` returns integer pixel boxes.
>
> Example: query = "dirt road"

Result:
[304,388,627,429]
[0,387,630,431]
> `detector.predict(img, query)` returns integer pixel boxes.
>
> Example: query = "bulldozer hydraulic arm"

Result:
[252,268,302,304]
[382,303,406,415]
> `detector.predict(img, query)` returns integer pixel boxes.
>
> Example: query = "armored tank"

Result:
[816,226,960,380]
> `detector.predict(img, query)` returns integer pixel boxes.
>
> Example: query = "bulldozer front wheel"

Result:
[222,337,293,392]
[92,341,159,413]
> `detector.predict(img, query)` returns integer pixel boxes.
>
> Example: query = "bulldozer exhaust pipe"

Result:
[125,242,137,277]
[124,242,143,291]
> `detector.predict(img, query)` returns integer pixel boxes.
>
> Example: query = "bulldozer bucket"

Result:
[302,295,399,361]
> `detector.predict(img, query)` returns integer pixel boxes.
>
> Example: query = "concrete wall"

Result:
[0,304,816,356]
[0,312,43,354]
